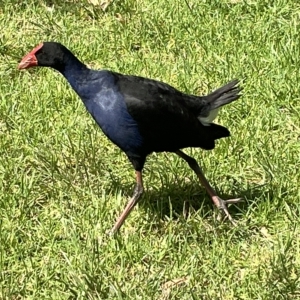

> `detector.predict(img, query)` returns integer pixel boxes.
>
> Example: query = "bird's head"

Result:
[18,42,68,71]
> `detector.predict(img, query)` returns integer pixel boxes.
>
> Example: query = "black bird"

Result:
[18,42,243,234]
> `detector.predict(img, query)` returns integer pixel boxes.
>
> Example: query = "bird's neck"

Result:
[58,55,91,96]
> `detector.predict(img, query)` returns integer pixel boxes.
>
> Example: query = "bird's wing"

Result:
[112,72,227,152]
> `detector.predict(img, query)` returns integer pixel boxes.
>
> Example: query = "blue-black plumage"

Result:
[19,42,243,234]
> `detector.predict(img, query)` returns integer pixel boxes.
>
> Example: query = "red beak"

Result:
[18,53,38,70]
[18,43,43,70]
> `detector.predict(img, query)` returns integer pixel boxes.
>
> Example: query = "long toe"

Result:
[224,197,243,204]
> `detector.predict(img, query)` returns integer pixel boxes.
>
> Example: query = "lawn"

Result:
[1,0,300,298]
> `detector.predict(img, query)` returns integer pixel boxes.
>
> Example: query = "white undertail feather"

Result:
[198,108,220,126]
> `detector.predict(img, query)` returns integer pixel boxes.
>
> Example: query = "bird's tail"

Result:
[205,79,241,110]
[198,79,242,125]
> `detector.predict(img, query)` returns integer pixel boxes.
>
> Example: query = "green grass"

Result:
[1,0,300,298]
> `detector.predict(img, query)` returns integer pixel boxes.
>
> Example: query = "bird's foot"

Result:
[212,196,243,226]
[105,229,115,237]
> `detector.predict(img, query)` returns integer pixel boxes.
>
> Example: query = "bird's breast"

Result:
[83,88,144,154]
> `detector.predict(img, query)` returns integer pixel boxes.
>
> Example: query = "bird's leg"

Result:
[176,150,242,226]
[109,171,144,235]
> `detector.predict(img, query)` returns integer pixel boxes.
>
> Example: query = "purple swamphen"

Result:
[18,42,243,234]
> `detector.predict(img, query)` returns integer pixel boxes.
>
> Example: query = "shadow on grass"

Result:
[109,175,272,225]
[145,182,270,220]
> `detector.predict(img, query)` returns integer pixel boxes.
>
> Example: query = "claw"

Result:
[212,196,242,226]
